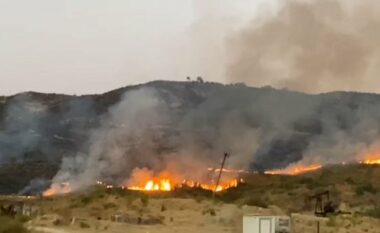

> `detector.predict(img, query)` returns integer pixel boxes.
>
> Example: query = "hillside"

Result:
[1,81,380,194]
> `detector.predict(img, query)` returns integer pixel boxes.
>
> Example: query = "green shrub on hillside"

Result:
[345,177,355,185]
[243,196,268,208]
[80,196,93,205]
[355,184,377,196]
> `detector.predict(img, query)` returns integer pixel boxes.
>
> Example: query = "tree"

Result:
[196,76,204,83]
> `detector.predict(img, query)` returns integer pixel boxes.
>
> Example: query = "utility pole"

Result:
[213,152,230,200]
[317,221,320,233]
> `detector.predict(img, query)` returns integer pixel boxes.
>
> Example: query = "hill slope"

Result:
[1,81,380,194]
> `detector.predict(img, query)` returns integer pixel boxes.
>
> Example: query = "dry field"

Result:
[2,164,380,233]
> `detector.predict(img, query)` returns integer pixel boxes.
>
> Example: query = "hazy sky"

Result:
[0,0,277,95]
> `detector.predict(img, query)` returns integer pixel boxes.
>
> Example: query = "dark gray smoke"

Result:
[0,94,47,163]
[18,178,50,196]
[0,93,97,164]
[48,86,261,192]
[227,0,380,93]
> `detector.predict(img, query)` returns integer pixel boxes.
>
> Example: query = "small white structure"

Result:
[243,215,291,233]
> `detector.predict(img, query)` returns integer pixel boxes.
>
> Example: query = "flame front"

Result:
[362,159,380,165]
[43,182,71,197]
[129,179,172,191]
[359,152,380,165]
[265,164,322,175]
[127,178,239,192]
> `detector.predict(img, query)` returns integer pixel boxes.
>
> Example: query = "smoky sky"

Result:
[227,0,380,93]
[2,0,380,95]
[0,0,274,96]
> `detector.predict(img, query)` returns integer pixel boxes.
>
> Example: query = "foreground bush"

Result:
[366,208,380,219]
[0,216,29,233]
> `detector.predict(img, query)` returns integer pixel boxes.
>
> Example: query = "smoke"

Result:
[0,94,47,163]
[10,84,380,195]
[298,94,380,166]
[0,92,99,166]
[49,88,169,190]
[18,178,50,196]
[227,0,380,93]
[47,84,380,193]
[48,86,261,192]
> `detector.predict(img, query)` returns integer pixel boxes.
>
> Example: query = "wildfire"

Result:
[128,179,172,191]
[43,182,71,197]
[179,179,241,192]
[122,167,242,192]
[265,164,322,175]
[361,159,380,165]
[360,159,380,165]
[126,178,240,192]
[359,152,380,165]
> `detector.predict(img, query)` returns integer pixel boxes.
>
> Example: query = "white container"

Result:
[243,215,291,233]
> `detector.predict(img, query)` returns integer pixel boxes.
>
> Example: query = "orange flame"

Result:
[124,167,241,192]
[127,178,240,192]
[360,158,380,165]
[359,152,380,165]
[128,179,172,191]
[43,168,244,196]
[265,164,322,175]
[43,182,71,197]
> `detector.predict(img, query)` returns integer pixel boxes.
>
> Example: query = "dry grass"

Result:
[0,216,29,233]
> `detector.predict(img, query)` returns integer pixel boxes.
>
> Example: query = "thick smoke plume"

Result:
[227,0,380,93]
[49,87,260,192]
[46,83,380,193]
[4,83,380,195]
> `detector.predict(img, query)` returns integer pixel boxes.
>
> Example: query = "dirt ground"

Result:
[26,198,380,233]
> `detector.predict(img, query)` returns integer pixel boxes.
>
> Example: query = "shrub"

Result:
[244,197,268,208]
[0,216,29,233]
[345,177,355,185]
[81,196,93,205]
[366,208,380,219]
[17,215,31,223]
[103,202,117,209]
[140,196,149,207]
[79,222,90,228]
[326,217,337,227]
[355,184,377,196]
[202,208,216,216]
